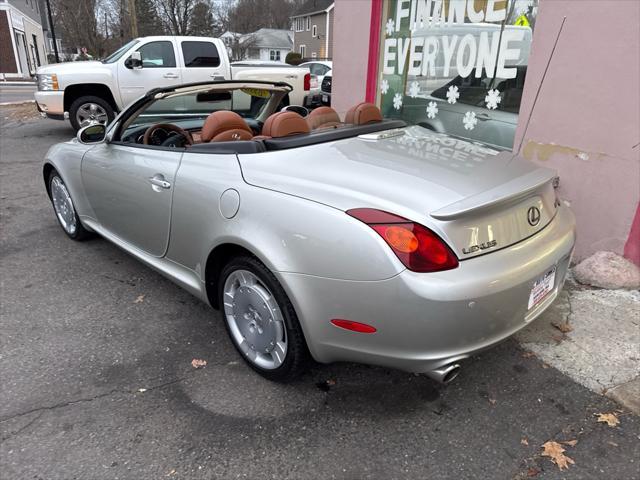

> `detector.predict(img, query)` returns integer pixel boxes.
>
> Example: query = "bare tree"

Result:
[190,1,215,36]
[155,0,196,35]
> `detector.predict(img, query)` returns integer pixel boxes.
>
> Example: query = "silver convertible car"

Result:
[43,80,576,383]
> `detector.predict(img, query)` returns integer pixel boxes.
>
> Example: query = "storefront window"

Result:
[378,0,537,149]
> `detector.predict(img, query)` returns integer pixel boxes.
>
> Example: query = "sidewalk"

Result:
[517,274,640,414]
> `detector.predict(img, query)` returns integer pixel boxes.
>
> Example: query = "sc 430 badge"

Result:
[462,239,497,255]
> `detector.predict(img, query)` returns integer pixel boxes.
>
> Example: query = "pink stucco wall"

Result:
[514,0,640,263]
[332,0,640,264]
[332,0,372,117]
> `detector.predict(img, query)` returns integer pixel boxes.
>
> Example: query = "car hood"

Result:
[239,126,558,259]
[37,61,105,75]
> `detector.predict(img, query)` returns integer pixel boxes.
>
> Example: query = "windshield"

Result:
[103,39,140,63]
[119,86,275,144]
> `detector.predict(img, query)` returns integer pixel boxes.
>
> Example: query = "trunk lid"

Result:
[238,126,558,259]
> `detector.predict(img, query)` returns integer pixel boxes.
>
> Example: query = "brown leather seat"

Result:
[306,106,341,130]
[345,102,383,125]
[260,111,310,138]
[201,111,253,142]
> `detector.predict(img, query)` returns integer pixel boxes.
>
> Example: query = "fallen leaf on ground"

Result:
[563,439,578,447]
[596,412,620,427]
[326,379,336,386]
[541,363,550,369]
[191,358,207,369]
[137,388,147,393]
[522,351,535,358]
[527,466,540,477]
[134,295,145,304]
[166,469,176,476]
[607,441,619,447]
[521,438,529,446]
[552,320,573,333]
[488,398,497,405]
[541,441,575,470]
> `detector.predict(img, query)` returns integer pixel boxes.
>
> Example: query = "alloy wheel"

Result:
[223,269,288,370]
[50,176,77,235]
[76,102,108,128]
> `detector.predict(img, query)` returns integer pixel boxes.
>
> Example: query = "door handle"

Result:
[163,73,179,79]
[149,174,171,191]
[476,112,492,121]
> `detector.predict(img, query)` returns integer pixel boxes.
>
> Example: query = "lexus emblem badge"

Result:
[527,206,541,226]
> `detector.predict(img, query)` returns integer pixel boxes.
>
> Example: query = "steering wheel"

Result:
[143,123,193,146]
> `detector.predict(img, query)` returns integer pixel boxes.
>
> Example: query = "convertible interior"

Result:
[116,82,405,154]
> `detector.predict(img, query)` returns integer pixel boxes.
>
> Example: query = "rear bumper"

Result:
[34,90,65,118]
[278,205,576,373]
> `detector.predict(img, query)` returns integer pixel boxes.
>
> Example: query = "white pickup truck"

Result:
[34,36,310,130]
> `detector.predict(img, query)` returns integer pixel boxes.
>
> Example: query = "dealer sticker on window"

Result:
[528,267,556,310]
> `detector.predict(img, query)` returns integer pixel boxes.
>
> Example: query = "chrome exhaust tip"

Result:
[426,363,461,384]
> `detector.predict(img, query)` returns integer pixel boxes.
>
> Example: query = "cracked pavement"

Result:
[1,111,639,479]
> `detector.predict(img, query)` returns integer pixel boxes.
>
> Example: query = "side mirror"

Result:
[77,123,106,144]
[124,51,142,69]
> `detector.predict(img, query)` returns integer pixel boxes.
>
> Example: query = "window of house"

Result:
[312,25,317,37]
[311,52,317,59]
[137,41,176,68]
[270,50,281,61]
[181,41,220,67]
[299,45,306,58]
[294,17,305,32]
[306,16,311,30]
[377,0,538,150]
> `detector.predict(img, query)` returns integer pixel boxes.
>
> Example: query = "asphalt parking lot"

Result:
[1,108,639,480]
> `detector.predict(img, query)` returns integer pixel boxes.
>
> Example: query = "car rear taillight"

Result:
[303,72,311,91]
[347,208,459,272]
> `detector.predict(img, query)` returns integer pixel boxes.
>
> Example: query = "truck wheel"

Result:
[69,96,115,131]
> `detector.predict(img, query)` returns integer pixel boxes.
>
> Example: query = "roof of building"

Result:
[245,28,293,49]
[292,0,334,18]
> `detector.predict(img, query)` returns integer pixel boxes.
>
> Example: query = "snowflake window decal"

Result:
[380,78,389,95]
[463,111,477,130]
[426,101,438,119]
[393,93,403,110]
[409,81,420,98]
[485,89,501,110]
[385,19,395,36]
[446,85,459,104]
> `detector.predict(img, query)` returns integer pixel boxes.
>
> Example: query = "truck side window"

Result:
[137,41,176,68]
[182,41,220,68]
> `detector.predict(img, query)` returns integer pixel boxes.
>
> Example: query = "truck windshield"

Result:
[103,39,140,63]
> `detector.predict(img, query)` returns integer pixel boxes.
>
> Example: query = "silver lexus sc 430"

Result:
[43,80,575,383]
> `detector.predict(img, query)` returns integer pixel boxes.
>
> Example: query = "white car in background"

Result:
[35,36,311,130]
[300,60,332,107]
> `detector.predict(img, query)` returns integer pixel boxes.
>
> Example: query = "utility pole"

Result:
[129,0,138,37]
[45,0,59,63]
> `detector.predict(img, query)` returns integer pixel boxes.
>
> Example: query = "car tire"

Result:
[48,170,91,241]
[69,95,115,131]
[219,255,309,382]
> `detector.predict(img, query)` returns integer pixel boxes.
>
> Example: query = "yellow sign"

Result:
[241,88,270,98]
[515,14,530,27]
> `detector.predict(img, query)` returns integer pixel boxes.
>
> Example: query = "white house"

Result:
[242,28,293,62]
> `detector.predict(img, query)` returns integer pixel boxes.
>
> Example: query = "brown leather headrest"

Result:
[345,102,383,125]
[262,111,310,138]
[201,111,252,142]
[211,129,253,142]
[307,106,341,130]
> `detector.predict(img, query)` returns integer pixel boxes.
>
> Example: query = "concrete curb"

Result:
[0,100,36,107]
